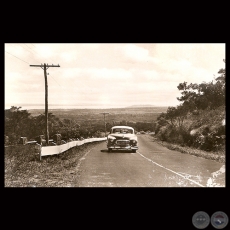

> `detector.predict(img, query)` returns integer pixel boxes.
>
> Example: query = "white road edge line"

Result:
[137,151,205,187]
[75,147,95,171]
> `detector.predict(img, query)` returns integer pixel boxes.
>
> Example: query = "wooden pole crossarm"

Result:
[30,65,45,67]
[30,64,60,67]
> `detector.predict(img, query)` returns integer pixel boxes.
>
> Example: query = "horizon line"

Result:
[4,104,171,110]
[4,103,171,107]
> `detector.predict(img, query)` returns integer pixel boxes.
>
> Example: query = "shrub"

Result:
[8,133,20,145]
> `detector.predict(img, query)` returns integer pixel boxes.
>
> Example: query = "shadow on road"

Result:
[101,149,133,153]
[101,149,108,152]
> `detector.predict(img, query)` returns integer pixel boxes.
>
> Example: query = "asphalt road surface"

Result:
[76,134,225,187]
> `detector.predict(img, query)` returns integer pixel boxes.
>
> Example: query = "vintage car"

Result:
[107,126,138,153]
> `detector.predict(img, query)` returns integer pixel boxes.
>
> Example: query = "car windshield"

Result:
[112,128,133,134]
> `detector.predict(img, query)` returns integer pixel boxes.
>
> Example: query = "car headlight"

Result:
[131,139,137,144]
[109,138,115,142]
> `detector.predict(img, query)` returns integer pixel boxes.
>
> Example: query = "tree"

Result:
[30,113,62,138]
[5,106,31,143]
[215,59,225,83]
[165,107,177,126]
[176,67,225,111]
[175,104,188,127]
[165,105,188,127]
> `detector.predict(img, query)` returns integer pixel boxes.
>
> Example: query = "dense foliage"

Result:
[4,107,104,144]
[154,60,225,152]
[4,108,157,145]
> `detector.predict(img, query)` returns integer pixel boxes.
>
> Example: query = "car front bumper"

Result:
[107,144,138,150]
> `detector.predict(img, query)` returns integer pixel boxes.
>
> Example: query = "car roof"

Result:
[111,126,134,130]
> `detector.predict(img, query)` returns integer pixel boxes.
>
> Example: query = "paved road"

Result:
[76,134,225,187]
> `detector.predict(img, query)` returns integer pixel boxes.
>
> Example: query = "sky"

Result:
[4,43,225,109]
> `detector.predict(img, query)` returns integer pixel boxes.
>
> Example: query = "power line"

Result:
[6,48,62,95]
[24,43,57,65]
[23,44,61,87]
[15,44,39,64]
[24,44,59,77]
[5,51,30,64]
[48,72,62,87]
[16,43,50,67]
[19,43,30,51]
[8,44,57,70]
[7,45,90,110]
[30,63,61,146]
[23,44,40,57]
[23,43,35,52]
[5,50,42,98]
[24,43,33,50]
[24,43,36,49]
[6,47,74,111]
[39,71,84,115]
[23,43,41,57]
[19,44,62,88]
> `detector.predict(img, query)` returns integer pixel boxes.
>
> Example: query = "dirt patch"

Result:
[4,141,105,187]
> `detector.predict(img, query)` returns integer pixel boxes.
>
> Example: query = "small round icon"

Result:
[192,211,210,229]
[211,211,228,229]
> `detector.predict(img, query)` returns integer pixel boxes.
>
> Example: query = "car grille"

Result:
[116,140,130,146]
[114,136,129,140]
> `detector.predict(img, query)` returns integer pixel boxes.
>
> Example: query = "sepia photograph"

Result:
[4,43,226,187]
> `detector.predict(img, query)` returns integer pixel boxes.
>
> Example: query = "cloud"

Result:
[60,67,133,81]
[88,68,132,79]
[4,43,225,108]
[5,44,29,58]
[118,44,156,63]
[34,45,54,59]
[61,52,76,62]
[130,69,160,82]
[80,44,100,49]
[154,43,225,74]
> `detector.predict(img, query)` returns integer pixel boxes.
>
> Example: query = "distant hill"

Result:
[126,105,156,108]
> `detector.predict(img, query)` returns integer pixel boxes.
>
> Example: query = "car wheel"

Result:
[132,149,136,153]
[108,148,112,152]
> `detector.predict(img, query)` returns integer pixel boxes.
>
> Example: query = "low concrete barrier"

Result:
[40,137,106,159]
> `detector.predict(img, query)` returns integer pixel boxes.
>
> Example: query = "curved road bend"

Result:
[75,134,225,187]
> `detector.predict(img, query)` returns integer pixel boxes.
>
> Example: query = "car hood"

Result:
[108,133,137,140]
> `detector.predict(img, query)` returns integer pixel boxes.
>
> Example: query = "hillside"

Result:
[28,106,168,117]
[153,62,225,156]
[28,106,168,129]
[154,105,225,154]
[4,106,168,145]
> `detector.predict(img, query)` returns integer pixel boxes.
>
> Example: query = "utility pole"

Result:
[30,63,60,145]
[100,113,109,137]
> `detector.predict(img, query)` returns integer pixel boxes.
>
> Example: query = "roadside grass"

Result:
[154,105,225,157]
[4,142,104,187]
[150,135,225,163]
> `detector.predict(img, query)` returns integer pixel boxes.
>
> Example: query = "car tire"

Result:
[132,149,136,153]
[108,148,112,152]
